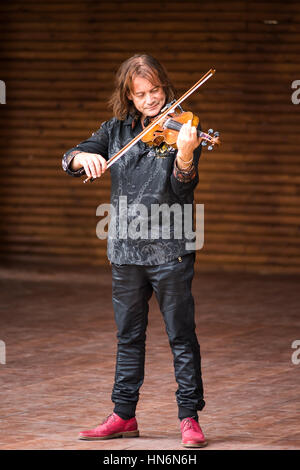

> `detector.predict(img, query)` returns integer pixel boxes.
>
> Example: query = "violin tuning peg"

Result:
[201,140,207,146]
[208,145,214,151]
[208,128,213,135]
[213,131,219,137]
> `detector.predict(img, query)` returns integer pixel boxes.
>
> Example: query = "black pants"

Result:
[110,253,205,420]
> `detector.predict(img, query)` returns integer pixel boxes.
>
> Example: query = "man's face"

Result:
[128,75,166,121]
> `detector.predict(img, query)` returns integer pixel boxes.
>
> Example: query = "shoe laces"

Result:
[101,413,116,425]
[182,418,194,432]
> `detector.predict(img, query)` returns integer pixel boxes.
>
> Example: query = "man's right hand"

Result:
[71,152,107,179]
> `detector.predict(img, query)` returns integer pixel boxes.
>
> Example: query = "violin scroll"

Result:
[200,128,221,151]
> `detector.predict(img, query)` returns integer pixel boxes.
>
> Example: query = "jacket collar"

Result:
[123,114,135,126]
[123,113,151,130]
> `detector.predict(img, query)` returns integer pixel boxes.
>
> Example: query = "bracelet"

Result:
[174,158,194,174]
[176,158,193,172]
[177,154,194,166]
[173,159,196,182]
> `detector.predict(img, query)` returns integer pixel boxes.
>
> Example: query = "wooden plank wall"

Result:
[0,0,300,274]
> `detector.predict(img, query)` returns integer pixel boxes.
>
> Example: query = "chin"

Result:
[146,106,162,117]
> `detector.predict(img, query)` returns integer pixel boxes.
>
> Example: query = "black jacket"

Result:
[62,114,202,265]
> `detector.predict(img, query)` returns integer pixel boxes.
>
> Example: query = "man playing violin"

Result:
[62,54,207,447]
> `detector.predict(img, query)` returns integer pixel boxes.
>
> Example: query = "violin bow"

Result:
[83,68,216,183]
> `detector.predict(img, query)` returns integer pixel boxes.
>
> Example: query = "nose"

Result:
[145,93,154,105]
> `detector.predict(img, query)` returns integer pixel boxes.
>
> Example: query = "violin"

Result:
[83,69,220,183]
[141,109,220,151]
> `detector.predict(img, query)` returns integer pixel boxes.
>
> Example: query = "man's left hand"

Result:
[176,119,201,167]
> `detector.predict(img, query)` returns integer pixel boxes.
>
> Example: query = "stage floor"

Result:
[0,261,299,450]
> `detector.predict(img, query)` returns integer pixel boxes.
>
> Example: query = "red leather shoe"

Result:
[180,417,207,447]
[78,412,139,440]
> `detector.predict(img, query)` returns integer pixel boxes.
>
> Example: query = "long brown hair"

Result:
[108,54,176,120]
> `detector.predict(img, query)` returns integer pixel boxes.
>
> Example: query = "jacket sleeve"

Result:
[62,122,109,177]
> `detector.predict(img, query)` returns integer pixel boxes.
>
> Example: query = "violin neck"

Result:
[164,118,205,139]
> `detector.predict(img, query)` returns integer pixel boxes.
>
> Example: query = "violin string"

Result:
[165,119,207,140]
